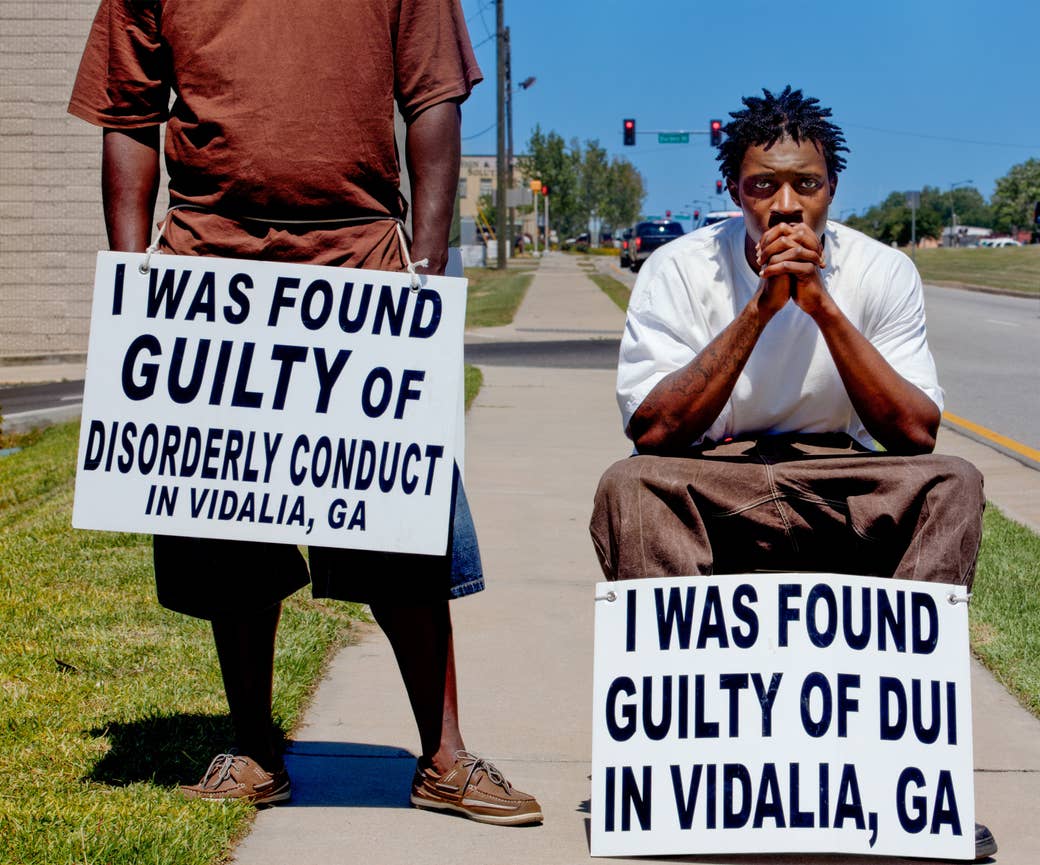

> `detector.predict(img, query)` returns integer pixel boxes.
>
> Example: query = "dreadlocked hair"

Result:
[717,86,849,182]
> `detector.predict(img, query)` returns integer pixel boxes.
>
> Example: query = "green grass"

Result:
[586,271,632,313]
[464,267,535,328]
[464,364,483,409]
[970,505,1040,716]
[0,361,488,864]
[911,245,1040,294]
[0,422,361,865]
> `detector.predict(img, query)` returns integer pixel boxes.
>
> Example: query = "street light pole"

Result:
[505,27,514,256]
[515,76,535,252]
[495,0,507,269]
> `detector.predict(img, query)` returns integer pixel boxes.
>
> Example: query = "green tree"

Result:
[519,125,645,242]
[991,158,1040,236]
[581,139,610,240]
[946,186,992,229]
[601,158,645,233]
[519,126,581,238]
[845,184,988,246]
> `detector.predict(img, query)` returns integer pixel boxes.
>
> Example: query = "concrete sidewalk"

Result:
[226,252,1039,864]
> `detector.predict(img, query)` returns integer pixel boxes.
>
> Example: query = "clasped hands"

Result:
[753,222,830,321]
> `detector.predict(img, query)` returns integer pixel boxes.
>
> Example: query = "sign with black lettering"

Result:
[591,574,974,859]
[73,251,465,555]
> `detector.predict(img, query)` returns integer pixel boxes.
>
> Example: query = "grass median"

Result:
[969,505,1040,715]
[464,266,535,328]
[586,269,632,313]
[912,245,1040,294]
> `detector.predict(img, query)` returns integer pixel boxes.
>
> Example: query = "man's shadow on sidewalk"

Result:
[87,714,415,808]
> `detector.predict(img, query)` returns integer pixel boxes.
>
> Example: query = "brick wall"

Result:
[0,3,419,363]
[0,0,155,361]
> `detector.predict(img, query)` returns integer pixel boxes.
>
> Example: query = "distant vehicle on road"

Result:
[979,237,1023,248]
[618,227,634,268]
[700,210,742,227]
[631,220,684,271]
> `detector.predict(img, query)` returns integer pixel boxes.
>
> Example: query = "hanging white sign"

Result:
[73,251,466,556]
[591,573,974,860]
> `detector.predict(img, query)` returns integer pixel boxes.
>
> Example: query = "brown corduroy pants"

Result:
[590,435,985,587]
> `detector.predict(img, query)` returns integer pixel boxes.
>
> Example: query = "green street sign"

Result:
[658,132,690,144]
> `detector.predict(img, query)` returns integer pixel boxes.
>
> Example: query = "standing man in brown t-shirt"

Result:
[69,0,542,825]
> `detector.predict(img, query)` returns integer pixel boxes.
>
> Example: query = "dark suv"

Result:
[630,220,684,271]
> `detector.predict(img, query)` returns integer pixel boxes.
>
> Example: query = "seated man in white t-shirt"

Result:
[589,87,994,860]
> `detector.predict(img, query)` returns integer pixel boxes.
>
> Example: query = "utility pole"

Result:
[495,0,508,269]
[505,27,515,256]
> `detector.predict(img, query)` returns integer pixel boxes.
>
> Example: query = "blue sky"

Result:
[458,0,1040,223]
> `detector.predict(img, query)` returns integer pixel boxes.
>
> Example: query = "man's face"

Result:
[728,136,836,244]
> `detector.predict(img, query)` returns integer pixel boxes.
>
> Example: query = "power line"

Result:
[463,121,496,141]
[475,0,494,41]
[466,0,494,27]
[845,123,1040,150]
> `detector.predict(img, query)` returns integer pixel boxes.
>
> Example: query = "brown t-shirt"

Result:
[69,0,482,266]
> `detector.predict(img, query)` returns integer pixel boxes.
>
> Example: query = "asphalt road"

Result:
[922,285,1040,453]
[465,338,618,369]
[0,380,85,432]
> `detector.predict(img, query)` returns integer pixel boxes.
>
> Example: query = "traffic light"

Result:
[715,179,723,195]
[693,209,700,220]
[541,184,550,197]
[623,118,636,146]
[710,119,723,147]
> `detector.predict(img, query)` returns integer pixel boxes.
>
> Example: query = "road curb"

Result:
[925,280,1037,300]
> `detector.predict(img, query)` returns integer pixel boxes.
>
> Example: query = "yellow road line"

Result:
[943,412,1040,463]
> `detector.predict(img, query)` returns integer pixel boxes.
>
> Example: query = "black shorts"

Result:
[152,468,484,619]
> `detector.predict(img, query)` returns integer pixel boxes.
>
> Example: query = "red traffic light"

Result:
[541,184,550,196]
[710,118,723,147]
[693,209,700,219]
[623,118,636,146]
[715,179,723,195]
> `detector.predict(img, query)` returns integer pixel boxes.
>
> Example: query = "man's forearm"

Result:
[405,101,461,276]
[811,300,940,454]
[102,127,161,252]
[628,298,769,453]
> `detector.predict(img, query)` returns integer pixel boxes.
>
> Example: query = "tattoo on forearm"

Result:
[638,312,760,432]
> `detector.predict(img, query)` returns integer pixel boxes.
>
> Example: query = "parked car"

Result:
[618,227,634,268]
[631,220,684,271]
[979,237,1022,248]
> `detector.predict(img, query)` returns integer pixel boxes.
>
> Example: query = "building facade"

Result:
[459,153,538,243]
[1,0,109,360]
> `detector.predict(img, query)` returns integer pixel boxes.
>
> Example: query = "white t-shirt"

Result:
[617,217,943,450]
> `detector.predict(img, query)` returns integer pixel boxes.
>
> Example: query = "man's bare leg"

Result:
[370,600,464,773]
[211,603,283,771]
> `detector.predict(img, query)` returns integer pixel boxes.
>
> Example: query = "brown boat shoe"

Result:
[180,753,291,805]
[410,750,543,826]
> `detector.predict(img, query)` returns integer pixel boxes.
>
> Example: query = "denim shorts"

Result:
[154,465,484,619]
